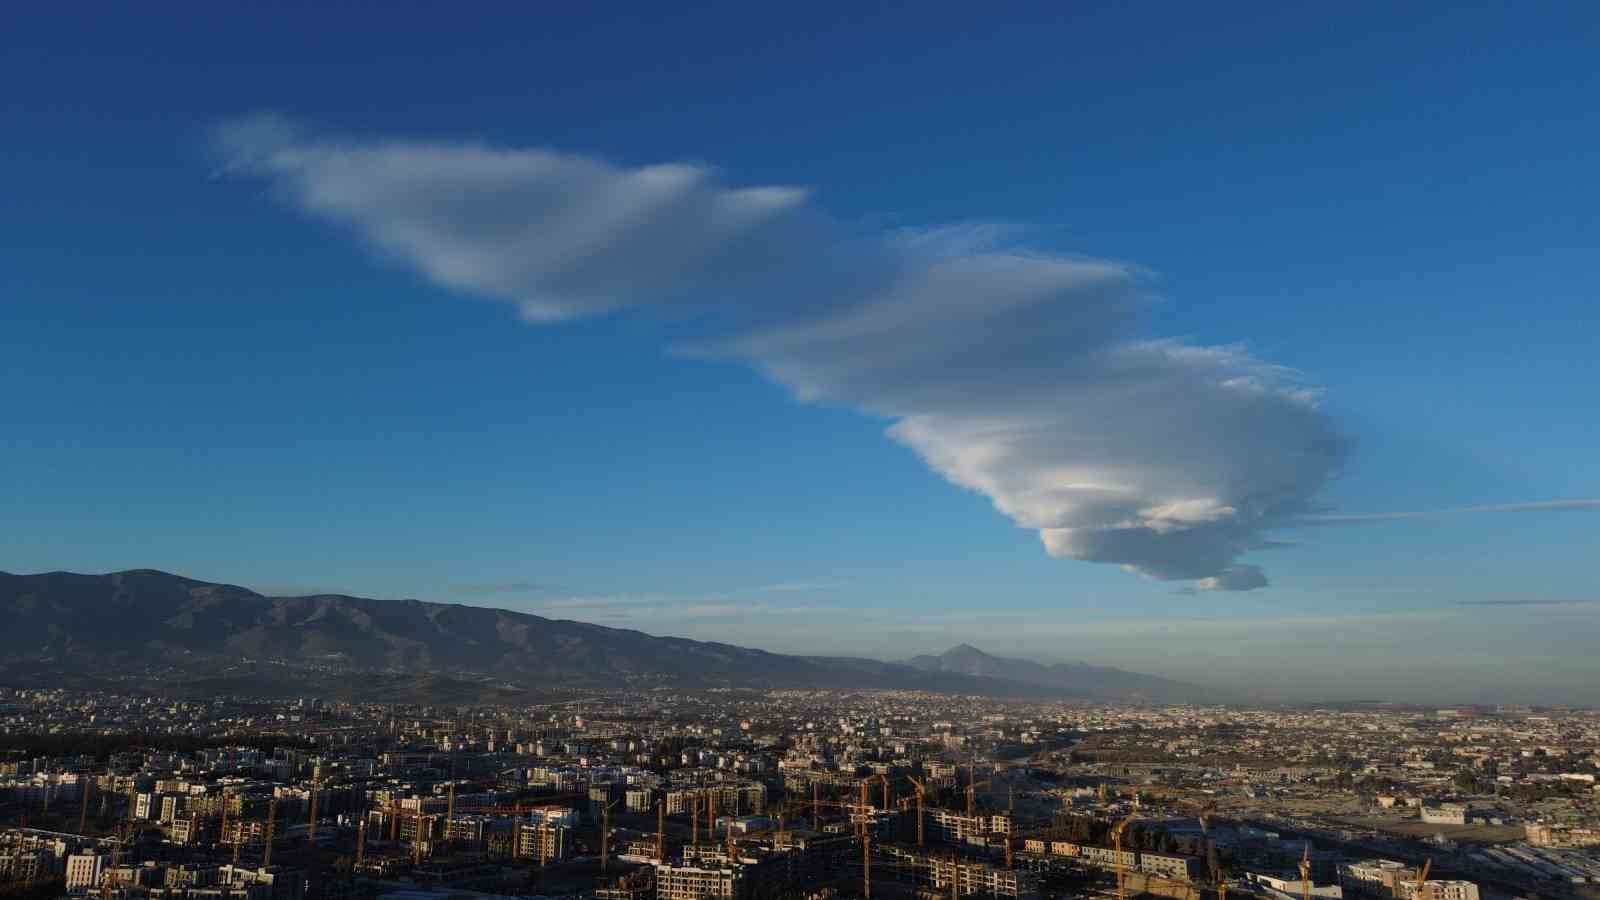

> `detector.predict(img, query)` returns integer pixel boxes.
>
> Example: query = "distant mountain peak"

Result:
[945,642,988,655]
[904,642,1210,703]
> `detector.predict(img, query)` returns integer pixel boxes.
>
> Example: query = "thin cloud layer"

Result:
[1299,498,1600,524]
[214,114,1349,591]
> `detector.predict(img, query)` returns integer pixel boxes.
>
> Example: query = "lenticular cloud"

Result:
[214,113,1347,591]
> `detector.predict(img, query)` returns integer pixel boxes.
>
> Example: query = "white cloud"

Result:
[214,114,1351,591]
[1297,498,1600,524]
[1193,564,1269,592]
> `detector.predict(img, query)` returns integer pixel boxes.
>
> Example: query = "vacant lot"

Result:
[1329,816,1526,844]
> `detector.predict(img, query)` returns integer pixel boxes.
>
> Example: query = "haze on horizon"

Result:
[4,4,1596,707]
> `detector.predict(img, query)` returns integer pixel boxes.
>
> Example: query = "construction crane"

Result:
[262,798,278,868]
[1299,843,1313,900]
[795,784,868,833]
[862,828,872,899]
[217,796,229,854]
[907,777,928,847]
[79,780,93,835]
[377,803,436,865]
[1197,799,1217,836]
[1195,799,1223,892]
[656,799,666,865]
[99,821,133,900]
[1004,826,1043,864]
[1002,821,1068,870]
[307,776,320,844]
[442,781,455,851]
[965,779,992,818]
[691,792,701,847]
[355,818,367,867]
[599,800,618,872]
[1209,837,1227,900]
[735,803,875,900]
[1111,814,1137,900]
[858,779,873,838]
[1413,857,1433,900]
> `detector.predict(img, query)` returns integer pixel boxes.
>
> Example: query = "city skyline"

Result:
[5,4,1598,703]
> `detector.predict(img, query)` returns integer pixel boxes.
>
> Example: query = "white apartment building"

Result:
[654,863,735,900]
[66,852,109,891]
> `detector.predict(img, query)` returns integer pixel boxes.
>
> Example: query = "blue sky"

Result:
[4,3,1597,702]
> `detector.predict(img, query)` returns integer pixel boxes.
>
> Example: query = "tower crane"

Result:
[1197,799,1217,835]
[858,778,873,839]
[965,779,992,818]
[599,800,618,872]
[1196,799,1224,896]
[217,796,229,856]
[442,781,455,851]
[1209,836,1227,900]
[307,776,320,844]
[795,784,871,834]
[1413,857,1433,900]
[1299,843,1313,900]
[1111,814,1137,900]
[907,777,928,847]
[691,791,701,847]
[862,827,872,899]
[1002,825,1045,870]
[656,799,665,865]
[262,798,278,868]
[79,780,93,835]
[376,803,436,865]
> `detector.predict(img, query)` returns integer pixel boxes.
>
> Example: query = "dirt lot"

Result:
[1328,816,1526,844]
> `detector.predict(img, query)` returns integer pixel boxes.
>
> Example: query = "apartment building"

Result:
[1139,852,1201,880]
[928,810,1011,843]
[654,863,736,900]
[66,852,109,891]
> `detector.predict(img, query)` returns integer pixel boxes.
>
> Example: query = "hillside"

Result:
[0,569,1201,703]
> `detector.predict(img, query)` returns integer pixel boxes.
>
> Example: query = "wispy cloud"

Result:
[1193,564,1269,592]
[751,580,849,594]
[213,113,1350,592]
[1454,598,1599,608]
[451,580,554,597]
[1296,499,1600,525]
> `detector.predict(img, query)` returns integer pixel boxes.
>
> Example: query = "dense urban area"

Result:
[2,688,1598,900]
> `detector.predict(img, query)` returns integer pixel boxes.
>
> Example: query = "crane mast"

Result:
[1299,843,1313,900]
[263,798,277,868]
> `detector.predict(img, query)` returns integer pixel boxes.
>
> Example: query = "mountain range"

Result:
[0,569,1208,704]
[903,642,1202,700]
